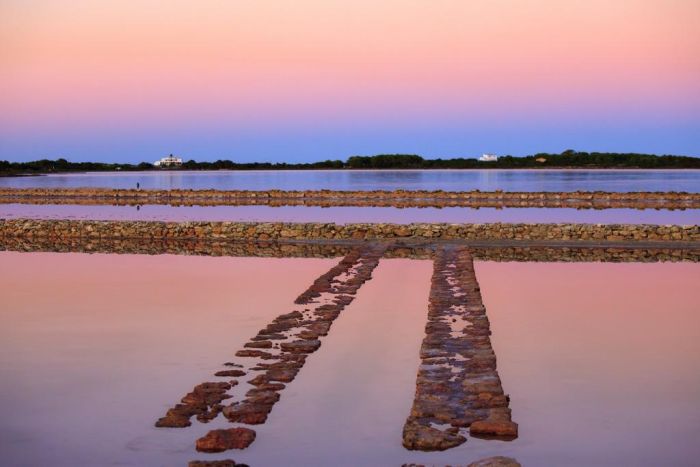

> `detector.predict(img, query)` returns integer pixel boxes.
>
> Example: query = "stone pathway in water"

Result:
[155,244,387,453]
[403,246,518,451]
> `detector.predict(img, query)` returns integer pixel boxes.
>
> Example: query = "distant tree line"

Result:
[1,150,699,176]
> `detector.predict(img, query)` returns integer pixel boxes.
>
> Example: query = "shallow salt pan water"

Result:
[0,252,337,466]
[2,169,699,192]
[473,261,700,467]
[0,252,698,466]
[1,203,698,225]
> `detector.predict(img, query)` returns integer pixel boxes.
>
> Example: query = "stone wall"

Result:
[2,235,697,262]
[1,218,698,242]
[1,188,698,209]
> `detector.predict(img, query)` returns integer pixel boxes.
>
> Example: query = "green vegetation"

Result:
[1,150,698,176]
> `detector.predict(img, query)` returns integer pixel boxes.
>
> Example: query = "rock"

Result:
[156,382,232,427]
[222,402,272,424]
[195,428,256,452]
[297,330,319,340]
[402,248,519,449]
[253,333,286,341]
[402,421,466,451]
[247,374,270,386]
[265,366,298,382]
[155,411,191,428]
[277,311,303,320]
[244,340,273,349]
[247,390,281,405]
[469,419,518,438]
[467,456,521,467]
[214,369,246,377]
[235,349,276,359]
[280,339,321,353]
[308,321,331,336]
[189,460,247,467]
[248,382,285,392]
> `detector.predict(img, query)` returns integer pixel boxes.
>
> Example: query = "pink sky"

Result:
[1,1,699,161]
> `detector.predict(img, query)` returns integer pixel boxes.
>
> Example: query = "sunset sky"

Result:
[1,0,699,162]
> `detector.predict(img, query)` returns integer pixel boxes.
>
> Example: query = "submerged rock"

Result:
[222,401,272,424]
[155,382,232,428]
[402,421,466,451]
[189,460,245,467]
[195,428,256,452]
[244,340,273,349]
[214,369,246,377]
[235,349,276,359]
[469,419,518,438]
[402,247,517,450]
[467,456,521,467]
[279,339,321,354]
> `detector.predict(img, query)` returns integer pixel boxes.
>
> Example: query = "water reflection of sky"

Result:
[1,169,699,192]
[1,203,698,224]
[0,253,698,466]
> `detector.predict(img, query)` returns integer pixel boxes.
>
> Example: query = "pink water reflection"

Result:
[475,261,700,466]
[2,203,698,224]
[0,252,338,466]
[0,252,698,466]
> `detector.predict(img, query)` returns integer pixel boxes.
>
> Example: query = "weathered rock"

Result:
[280,339,321,353]
[235,349,275,359]
[277,311,303,320]
[155,411,191,428]
[402,247,517,450]
[222,401,272,424]
[214,369,246,377]
[264,367,298,382]
[297,330,319,340]
[469,419,519,438]
[156,382,232,428]
[244,340,273,348]
[195,428,256,452]
[155,246,385,445]
[189,460,244,467]
[402,421,466,451]
[253,333,286,341]
[467,456,521,467]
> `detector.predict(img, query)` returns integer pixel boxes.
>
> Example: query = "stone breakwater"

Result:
[156,245,385,452]
[1,219,698,243]
[1,188,698,209]
[403,247,516,451]
[2,236,698,262]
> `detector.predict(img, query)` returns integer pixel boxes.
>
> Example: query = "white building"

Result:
[154,154,183,167]
[479,153,498,162]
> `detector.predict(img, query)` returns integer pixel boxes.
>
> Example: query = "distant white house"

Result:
[154,154,183,167]
[479,153,498,162]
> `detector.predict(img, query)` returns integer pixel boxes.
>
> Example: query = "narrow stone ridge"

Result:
[2,219,698,242]
[1,187,698,209]
[403,246,517,451]
[2,234,698,263]
[155,244,386,450]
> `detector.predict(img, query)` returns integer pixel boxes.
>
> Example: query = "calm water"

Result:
[2,169,699,192]
[1,203,698,224]
[0,252,698,466]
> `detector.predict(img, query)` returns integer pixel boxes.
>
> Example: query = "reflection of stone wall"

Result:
[1,219,698,242]
[470,246,699,263]
[1,236,697,262]
[1,188,698,209]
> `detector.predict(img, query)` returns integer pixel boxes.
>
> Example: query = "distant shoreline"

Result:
[1,151,699,176]
[3,166,700,178]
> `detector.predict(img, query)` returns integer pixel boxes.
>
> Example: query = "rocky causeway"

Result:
[1,187,698,210]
